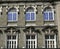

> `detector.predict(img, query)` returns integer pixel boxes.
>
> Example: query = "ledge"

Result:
[0,0,59,3]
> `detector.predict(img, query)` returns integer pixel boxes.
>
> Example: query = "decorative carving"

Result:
[23,26,41,34]
[24,5,37,13]
[6,5,19,13]
[42,25,58,34]
[4,27,20,34]
[42,4,54,12]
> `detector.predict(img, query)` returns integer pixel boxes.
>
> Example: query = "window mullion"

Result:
[11,36,12,48]
[34,12,35,20]
[16,12,18,21]
[30,12,31,21]
[54,35,56,48]
[8,11,17,22]
[48,12,49,21]
[52,11,54,20]
[12,12,13,21]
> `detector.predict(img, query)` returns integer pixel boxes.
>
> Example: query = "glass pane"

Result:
[29,41,30,44]
[25,13,30,20]
[9,41,11,48]
[27,8,34,12]
[31,13,35,20]
[12,35,16,39]
[53,41,54,44]
[45,35,49,39]
[26,44,28,48]
[12,41,13,48]
[26,41,28,44]
[8,13,12,21]
[26,35,30,39]
[7,35,11,39]
[53,45,54,48]
[34,41,35,44]
[45,41,47,48]
[7,41,9,48]
[13,13,17,21]
[50,41,52,45]
[31,35,35,39]
[29,45,30,48]
[14,43,16,48]
[49,12,53,20]
[44,12,48,20]
[50,35,54,39]
[34,45,35,48]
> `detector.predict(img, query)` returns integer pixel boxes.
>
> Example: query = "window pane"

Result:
[7,41,9,48]
[45,35,49,39]
[26,44,28,48]
[45,41,47,48]
[31,35,35,39]
[12,35,16,39]
[13,13,17,21]
[26,35,30,39]
[50,35,54,39]
[44,12,48,20]
[8,13,12,21]
[7,35,11,39]
[25,13,30,20]
[26,41,28,44]
[31,13,35,20]
[49,12,53,20]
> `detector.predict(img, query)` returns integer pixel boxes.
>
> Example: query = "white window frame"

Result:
[26,34,37,48]
[26,12,36,21]
[6,35,18,48]
[45,35,56,48]
[44,11,54,21]
[8,12,18,22]
[0,12,2,17]
[0,7,2,17]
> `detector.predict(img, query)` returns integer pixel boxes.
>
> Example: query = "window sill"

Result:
[25,20,36,22]
[44,20,54,22]
[8,21,17,23]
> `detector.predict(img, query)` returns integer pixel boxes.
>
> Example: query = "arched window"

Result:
[43,7,54,21]
[8,8,18,22]
[25,7,36,21]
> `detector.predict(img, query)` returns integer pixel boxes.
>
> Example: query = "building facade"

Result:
[0,0,60,48]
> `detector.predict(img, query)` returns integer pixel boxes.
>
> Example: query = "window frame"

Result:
[26,34,37,48]
[8,12,18,22]
[45,35,56,48]
[6,35,18,48]
[25,11,36,21]
[43,9,54,21]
